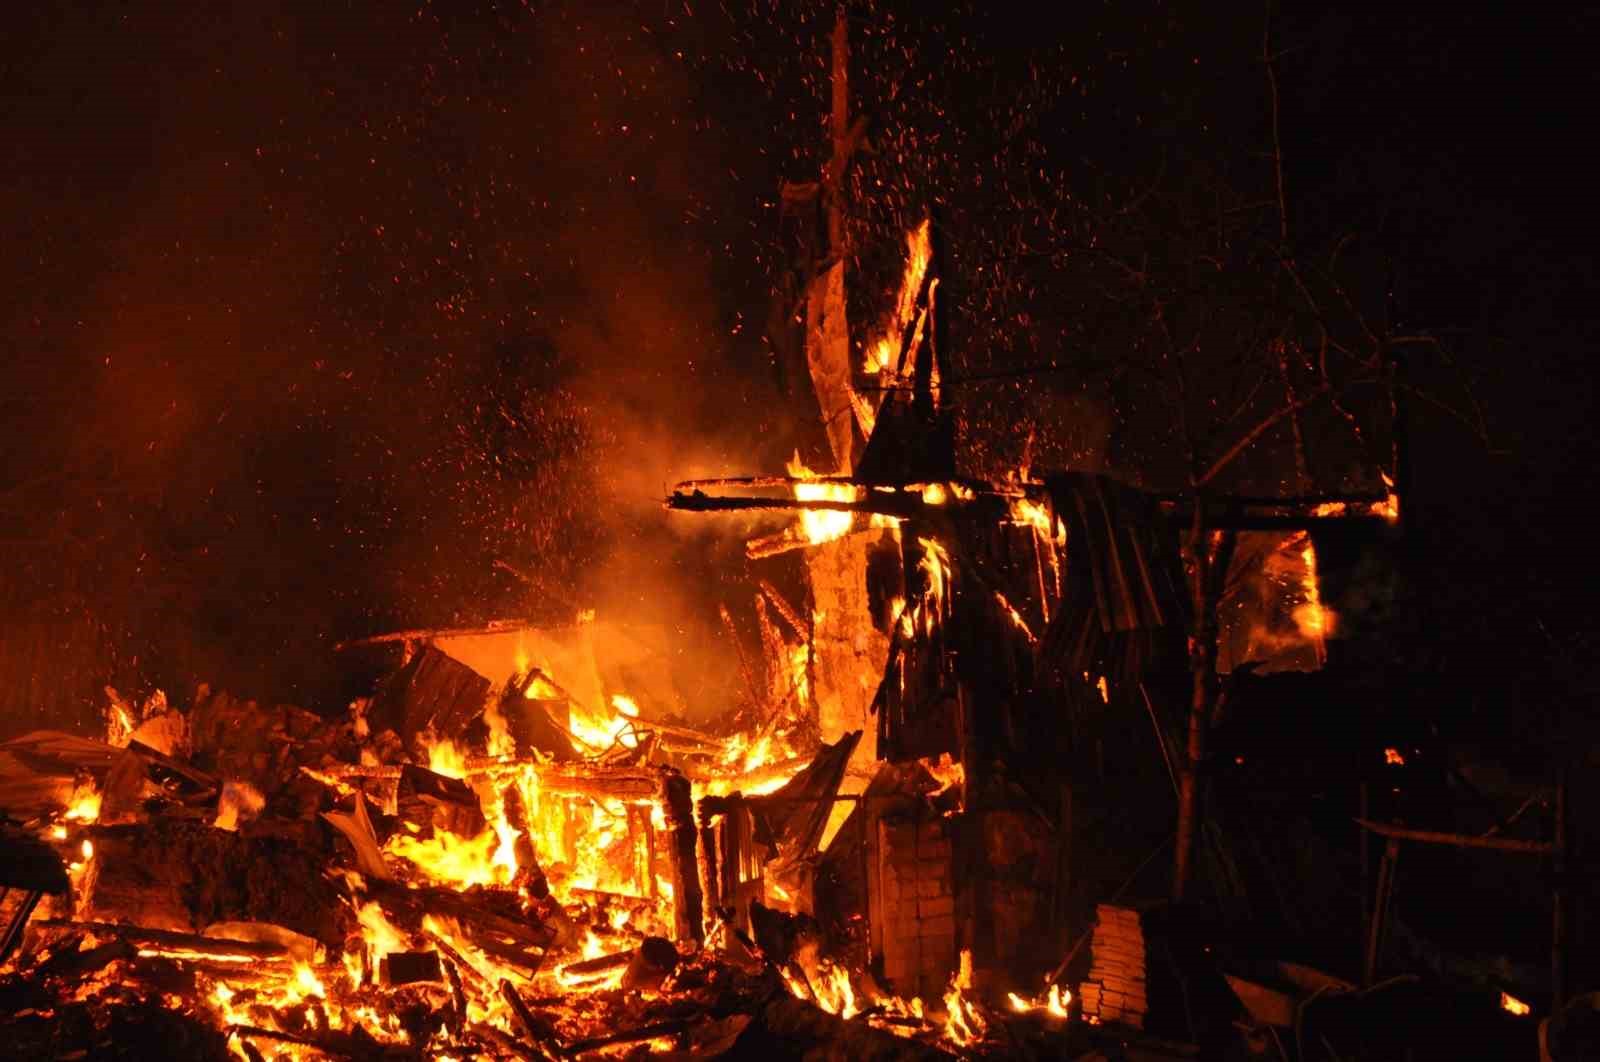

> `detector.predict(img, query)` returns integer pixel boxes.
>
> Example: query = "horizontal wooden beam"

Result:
[1354,818,1552,855]
[1208,514,1395,531]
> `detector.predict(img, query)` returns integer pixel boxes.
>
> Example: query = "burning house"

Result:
[0,5,1583,1062]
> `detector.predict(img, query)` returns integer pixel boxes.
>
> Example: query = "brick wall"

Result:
[877,815,956,999]
[1077,904,1148,1029]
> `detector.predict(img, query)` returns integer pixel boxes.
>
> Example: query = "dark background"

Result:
[0,2,1593,771]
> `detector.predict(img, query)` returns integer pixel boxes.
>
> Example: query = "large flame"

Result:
[863,219,934,377]
[942,948,988,1047]
[917,538,952,636]
[787,452,857,545]
[568,693,642,754]
[1290,536,1336,641]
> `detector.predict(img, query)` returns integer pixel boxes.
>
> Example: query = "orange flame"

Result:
[787,452,857,545]
[942,948,988,1046]
[1290,536,1337,641]
[214,780,265,832]
[862,219,933,378]
[917,538,952,636]
[1008,982,1070,1018]
[64,786,102,824]
[1374,471,1400,523]
[920,753,964,805]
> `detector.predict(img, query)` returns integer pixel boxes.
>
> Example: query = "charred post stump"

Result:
[660,769,704,944]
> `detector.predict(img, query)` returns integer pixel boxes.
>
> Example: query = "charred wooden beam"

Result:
[398,763,485,837]
[398,763,479,811]
[537,764,665,804]
[1,890,45,963]
[661,770,704,943]
[333,619,539,651]
[469,1023,549,1062]
[698,810,722,914]
[1354,818,1553,854]
[673,473,1020,496]
[227,1025,380,1061]
[673,481,1397,531]
[667,489,1008,524]
[1196,490,1390,507]
[423,927,493,993]
[751,994,953,1059]
[372,880,554,971]
[1203,513,1393,531]
[379,949,442,986]
[563,1020,687,1055]
[692,756,812,795]
[499,979,565,1061]
[36,919,291,959]
[557,949,632,979]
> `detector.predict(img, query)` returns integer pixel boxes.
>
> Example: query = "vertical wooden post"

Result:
[697,807,721,917]
[660,770,704,944]
[1365,837,1401,987]
[1386,347,1410,535]
[1553,773,1568,1012]
[1173,509,1207,902]
[1174,511,1234,901]
[1360,781,1371,962]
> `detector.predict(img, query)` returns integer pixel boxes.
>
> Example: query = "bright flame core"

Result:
[787,452,856,545]
[1290,535,1337,641]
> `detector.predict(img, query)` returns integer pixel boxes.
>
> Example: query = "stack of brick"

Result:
[878,816,956,999]
[1076,904,1147,1028]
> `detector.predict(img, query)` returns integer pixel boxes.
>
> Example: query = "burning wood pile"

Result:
[0,621,1107,1060]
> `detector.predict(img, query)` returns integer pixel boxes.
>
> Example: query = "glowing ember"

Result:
[994,590,1036,643]
[866,336,896,374]
[64,787,101,823]
[1009,496,1063,544]
[921,753,965,804]
[104,689,138,748]
[917,537,952,636]
[1008,982,1070,1018]
[1384,747,1406,765]
[1500,991,1531,1017]
[787,642,812,708]
[1374,472,1400,523]
[213,780,265,832]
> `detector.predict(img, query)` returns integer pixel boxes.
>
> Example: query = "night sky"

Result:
[1,2,1594,738]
